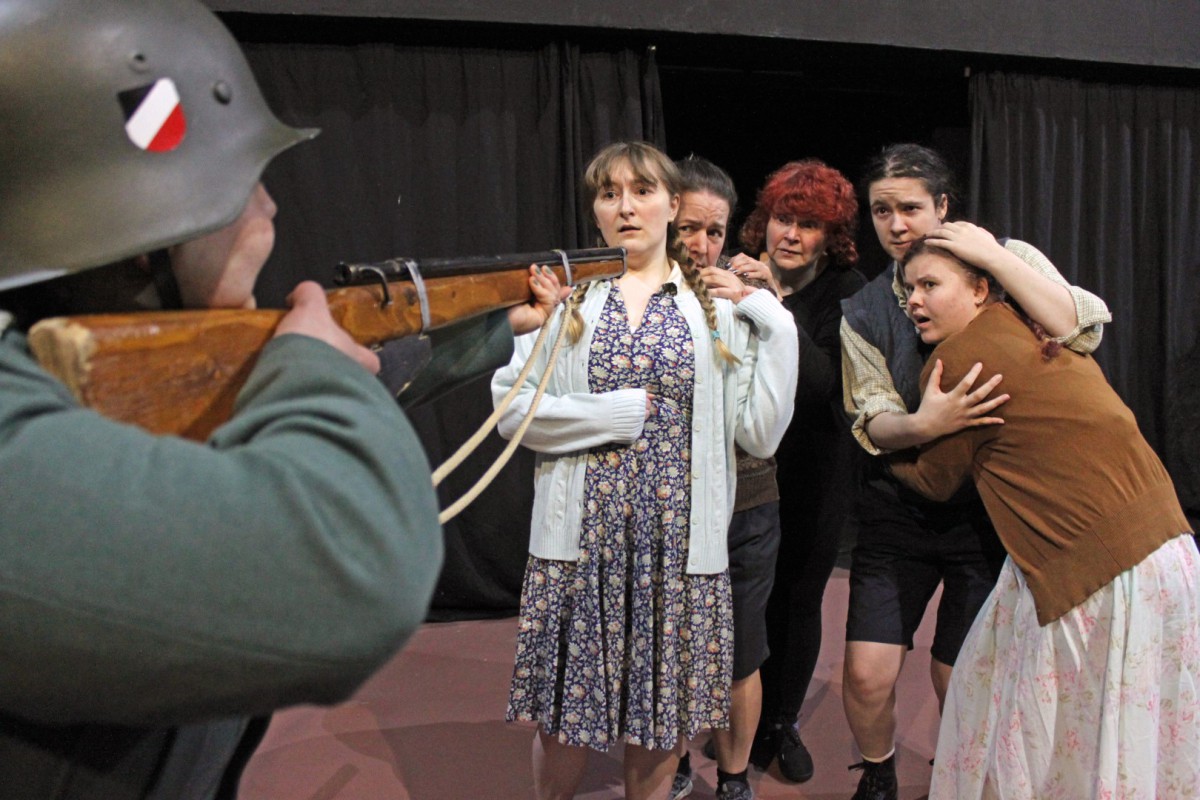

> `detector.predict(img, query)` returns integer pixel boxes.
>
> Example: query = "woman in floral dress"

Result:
[492,141,798,799]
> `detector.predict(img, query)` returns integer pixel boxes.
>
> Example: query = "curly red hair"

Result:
[739,159,858,266]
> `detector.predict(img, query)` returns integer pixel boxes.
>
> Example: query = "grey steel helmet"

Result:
[0,0,316,289]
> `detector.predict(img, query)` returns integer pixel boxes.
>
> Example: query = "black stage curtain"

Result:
[969,72,1200,527]
[240,37,665,617]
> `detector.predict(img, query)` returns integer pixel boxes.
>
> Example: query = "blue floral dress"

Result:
[507,282,734,751]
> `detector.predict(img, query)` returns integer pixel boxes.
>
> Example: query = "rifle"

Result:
[27,247,624,440]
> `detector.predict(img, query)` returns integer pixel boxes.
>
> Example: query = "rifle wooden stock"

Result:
[28,248,624,440]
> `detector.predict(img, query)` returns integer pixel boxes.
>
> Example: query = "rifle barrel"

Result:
[336,247,625,286]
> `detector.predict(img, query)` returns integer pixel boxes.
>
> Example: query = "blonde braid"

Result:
[564,283,591,344]
[678,258,739,366]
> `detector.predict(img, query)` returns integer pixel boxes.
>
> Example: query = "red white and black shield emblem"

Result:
[118,78,187,152]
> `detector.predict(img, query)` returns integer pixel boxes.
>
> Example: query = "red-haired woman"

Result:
[704,159,867,784]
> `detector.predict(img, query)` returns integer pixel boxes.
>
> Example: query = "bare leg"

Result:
[842,641,906,758]
[625,739,685,800]
[712,670,761,773]
[533,727,589,800]
[930,657,953,714]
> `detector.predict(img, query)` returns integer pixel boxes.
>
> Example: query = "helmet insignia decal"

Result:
[119,78,187,152]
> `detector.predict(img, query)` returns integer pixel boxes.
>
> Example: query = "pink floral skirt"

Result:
[931,535,1200,799]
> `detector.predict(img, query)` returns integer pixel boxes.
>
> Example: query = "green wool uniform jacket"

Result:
[0,313,512,798]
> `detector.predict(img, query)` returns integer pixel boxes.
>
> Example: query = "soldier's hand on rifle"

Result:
[507,264,570,335]
[276,281,382,374]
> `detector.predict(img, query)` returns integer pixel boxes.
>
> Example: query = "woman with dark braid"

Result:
[889,238,1199,798]
[491,141,798,799]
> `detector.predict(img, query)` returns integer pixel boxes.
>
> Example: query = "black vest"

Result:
[841,265,927,414]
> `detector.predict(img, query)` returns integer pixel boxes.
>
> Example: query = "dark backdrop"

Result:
[228,16,665,616]
[224,14,1200,615]
[654,35,972,281]
[207,0,1200,72]
[969,72,1200,528]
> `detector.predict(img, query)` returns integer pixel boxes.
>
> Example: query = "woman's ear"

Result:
[669,192,680,223]
[935,193,949,222]
[972,275,991,307]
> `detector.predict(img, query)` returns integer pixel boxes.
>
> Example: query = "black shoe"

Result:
[848,755,898,800]
[776,724,813,783]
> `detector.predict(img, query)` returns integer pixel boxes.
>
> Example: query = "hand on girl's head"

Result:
[923,221,1004,266]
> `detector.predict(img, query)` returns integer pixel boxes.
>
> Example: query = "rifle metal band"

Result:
[403,258,432,332]
[552,248,574,286]
[361,266,392,308]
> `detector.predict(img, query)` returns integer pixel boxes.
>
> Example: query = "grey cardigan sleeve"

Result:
[0,332,443,726]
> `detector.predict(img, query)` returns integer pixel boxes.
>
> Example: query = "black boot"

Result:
[848,755,898,800]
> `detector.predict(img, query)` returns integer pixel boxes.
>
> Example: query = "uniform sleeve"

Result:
[729,289,799,459]
[490,309,646,454]
[0,332,443,726]
[840,317,908,456]
[1002,239,1110,354]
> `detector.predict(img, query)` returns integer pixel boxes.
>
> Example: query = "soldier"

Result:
[0,1,558,797]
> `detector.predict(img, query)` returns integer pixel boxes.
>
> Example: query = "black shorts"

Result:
[845,483,1005,666]
[727,501,781,680]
